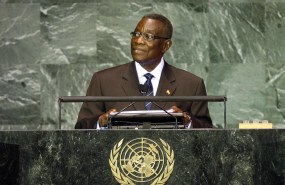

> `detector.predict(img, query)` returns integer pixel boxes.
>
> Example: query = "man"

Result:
[75,13,212,129]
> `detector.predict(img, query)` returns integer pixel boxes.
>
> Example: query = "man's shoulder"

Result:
[166,63,203,81]
[96,62,133,75]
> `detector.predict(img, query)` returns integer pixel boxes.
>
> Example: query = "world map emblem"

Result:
[109,138,174,185]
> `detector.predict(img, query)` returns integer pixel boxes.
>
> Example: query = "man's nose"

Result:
[135,35,145,44]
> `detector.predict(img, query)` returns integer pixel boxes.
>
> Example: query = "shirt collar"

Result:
[135,57,165,79]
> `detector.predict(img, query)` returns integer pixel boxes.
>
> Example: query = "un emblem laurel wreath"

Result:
[109,138,175,185]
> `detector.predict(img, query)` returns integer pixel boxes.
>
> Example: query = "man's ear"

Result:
[162,39,172,53]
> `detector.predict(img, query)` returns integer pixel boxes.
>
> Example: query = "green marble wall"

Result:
[0,0,284,129]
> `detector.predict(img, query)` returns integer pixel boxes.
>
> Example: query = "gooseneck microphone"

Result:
[138,84,179,128]
[107,84,147,128]
[108,84,180,129]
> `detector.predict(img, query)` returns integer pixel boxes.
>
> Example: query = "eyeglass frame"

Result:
[130,31,170,41]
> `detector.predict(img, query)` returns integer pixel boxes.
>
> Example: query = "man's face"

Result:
[131,18,170,67]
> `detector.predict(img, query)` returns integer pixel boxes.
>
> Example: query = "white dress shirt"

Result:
[135,57,164,96]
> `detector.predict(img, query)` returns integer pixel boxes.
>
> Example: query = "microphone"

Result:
[151,101,179,129]
[138,84,148,95]
[107,84,146,128]
[108,84,182,129]
[139,84,179,129]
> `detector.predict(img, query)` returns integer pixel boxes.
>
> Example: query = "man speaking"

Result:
[75,13,212,129]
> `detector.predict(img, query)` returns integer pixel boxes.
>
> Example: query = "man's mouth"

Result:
[132,47,146,53]
[133,49,145,54]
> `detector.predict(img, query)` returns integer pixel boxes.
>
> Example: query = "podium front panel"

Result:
[0,129,284,184]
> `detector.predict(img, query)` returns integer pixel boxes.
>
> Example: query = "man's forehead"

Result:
[135,18,165,33]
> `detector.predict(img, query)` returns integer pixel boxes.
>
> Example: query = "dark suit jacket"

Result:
[76,61,212,129]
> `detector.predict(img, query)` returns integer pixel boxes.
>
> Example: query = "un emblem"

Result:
[109,138,174,185]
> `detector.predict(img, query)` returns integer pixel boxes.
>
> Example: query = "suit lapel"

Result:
[156,62,177,109]
[121,61,177,110]
[121,62,145,110]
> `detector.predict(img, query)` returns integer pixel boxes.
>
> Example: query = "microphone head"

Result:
[138,84,148,94]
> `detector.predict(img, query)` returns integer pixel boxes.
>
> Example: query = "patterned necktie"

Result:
[144,73,154,110]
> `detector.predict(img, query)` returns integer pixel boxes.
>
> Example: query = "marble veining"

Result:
[0,1,284,129]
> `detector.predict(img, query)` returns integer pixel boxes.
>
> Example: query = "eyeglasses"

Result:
[130,31,170,41]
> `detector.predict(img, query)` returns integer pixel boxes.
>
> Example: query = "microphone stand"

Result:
[151,102,179,129]
[108,84,180,129]
[108,102,136,128]
[107,84,147,129]
[139,84,180,129]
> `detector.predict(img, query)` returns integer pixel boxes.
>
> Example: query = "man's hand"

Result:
[98,109,117,127]
[170,106,191,126]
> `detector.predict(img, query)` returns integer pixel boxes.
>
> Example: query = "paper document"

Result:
[110,109,172,114]
[109,109,183,117]
[108,109,183,126]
